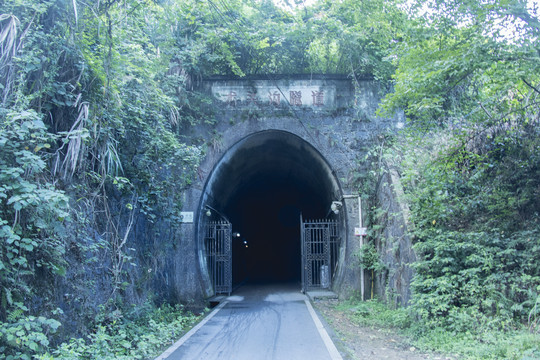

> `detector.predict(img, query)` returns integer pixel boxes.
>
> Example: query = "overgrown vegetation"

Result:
[367,0,540,355]
[339,298,540,359]
[1,0,539,357]
[0,0,205,358]
[37,303,201,360]
[379,0,540,333]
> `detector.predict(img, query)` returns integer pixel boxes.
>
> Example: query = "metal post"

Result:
[300,213,305,293]
[358,196,365,301]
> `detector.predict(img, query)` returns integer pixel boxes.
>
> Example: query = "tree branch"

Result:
[522,78,540,95]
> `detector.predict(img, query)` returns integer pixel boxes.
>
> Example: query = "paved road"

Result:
[157,284,342,360]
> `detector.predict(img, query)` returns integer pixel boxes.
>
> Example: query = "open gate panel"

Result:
[301,216,340,292]
[204,221,232,295]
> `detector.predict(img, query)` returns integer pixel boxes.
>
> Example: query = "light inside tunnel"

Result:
[198,130,342,288]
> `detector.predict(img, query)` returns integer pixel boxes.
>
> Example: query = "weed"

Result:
[337,299,411,329]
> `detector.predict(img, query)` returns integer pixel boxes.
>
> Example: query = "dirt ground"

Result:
[313,298,457,360]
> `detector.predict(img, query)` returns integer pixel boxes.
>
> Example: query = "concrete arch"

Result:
[195,130,346,296]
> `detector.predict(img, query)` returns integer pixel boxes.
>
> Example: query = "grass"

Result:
[337,299,540,360]
[337,299,412,330]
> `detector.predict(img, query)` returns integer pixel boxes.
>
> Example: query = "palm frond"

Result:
[54,101,89,179]
[0,14,19,67]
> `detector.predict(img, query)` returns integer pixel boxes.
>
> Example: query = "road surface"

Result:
[156,284,342,360]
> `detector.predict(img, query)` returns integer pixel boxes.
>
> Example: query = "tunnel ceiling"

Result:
[206,130,340,215]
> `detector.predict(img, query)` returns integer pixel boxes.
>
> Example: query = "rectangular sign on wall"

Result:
[180,212,194,223]
[210,80,337,110]
[355,227,367,236]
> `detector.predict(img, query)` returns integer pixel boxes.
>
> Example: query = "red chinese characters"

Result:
[290,91,302,106]
[312,90,324,106]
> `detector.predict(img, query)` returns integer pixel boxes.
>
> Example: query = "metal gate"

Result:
[204,220,232,295]
[301,215,340,292]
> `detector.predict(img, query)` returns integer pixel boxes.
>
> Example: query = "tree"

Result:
[381,0,540,330]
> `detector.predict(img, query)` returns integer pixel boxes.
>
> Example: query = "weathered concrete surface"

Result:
[203,75,349,111]
[374,166,416,307]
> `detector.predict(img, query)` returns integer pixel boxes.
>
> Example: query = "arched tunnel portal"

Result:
[197,130,344,293]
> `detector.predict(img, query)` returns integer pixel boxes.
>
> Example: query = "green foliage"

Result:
[0,314,61,360]
[156,0,406,79]
[409,324,540,360]
[1,0,206,356]
[339,299,412,329]
[338,298,540,359]
[381,0,540,128]
[355,242,386,273]
[307,0,407,79]
[386,124,540,333]
[0,3,71,357]
[374,0,540,337]
[37,303,202,360]
[0,111,68,358]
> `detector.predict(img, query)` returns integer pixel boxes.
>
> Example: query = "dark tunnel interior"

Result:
[224,170,327,286]
[202,131,338,288]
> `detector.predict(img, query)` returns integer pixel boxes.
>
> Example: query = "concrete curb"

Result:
[304,299,343,360]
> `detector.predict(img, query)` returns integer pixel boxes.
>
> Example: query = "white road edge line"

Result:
[154,300,229,360]
[304,299,343,360]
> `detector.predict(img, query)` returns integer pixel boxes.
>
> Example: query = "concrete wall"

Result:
[170,75,411,302]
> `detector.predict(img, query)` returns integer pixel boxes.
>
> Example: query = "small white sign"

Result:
[355,227,367,236]
[180,212,194,223]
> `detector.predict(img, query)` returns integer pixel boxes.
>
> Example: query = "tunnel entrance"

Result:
[198,130,343,294]
[225,171,326,285]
